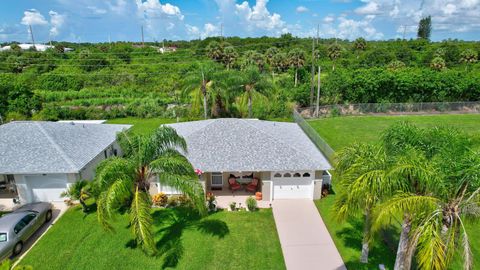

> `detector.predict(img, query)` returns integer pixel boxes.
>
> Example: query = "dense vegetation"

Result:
[0,35,479,121]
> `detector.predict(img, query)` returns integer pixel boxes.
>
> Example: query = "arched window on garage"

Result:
[274,173,282,178]
[302,172,311,177]
[283,173,291,177]
[293,173,301,177]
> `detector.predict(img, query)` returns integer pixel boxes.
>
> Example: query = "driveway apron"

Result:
[272,200,346,270]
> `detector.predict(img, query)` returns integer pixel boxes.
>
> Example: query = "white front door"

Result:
[24,174,68,202]
[272,171,314,199]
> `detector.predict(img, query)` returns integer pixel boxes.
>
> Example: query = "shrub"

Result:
[167,196,179,207]
[178,194,192,206]
[246,196,257,211]
[229,202,236,211]
[152,192,168,207]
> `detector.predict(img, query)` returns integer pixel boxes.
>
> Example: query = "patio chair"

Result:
[228,177,242,192]
[246,178,259,193]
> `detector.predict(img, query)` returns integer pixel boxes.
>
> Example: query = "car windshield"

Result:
[0,233,6,242]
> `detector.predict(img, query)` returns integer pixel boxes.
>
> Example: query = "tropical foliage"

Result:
[334,122,480,270]
[92,126,206,254]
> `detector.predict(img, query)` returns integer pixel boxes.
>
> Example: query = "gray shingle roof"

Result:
[0,121,131,174]
[166,118,331,172]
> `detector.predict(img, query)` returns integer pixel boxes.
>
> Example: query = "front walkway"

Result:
[210,189,271,209]
[272,200,346,270]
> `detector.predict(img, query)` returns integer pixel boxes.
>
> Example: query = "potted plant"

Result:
[229,202,236,211]
[206,194,217,212]
[255,192,262,200]
[246,196,257,211]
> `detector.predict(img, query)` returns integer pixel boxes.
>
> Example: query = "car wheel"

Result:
[45,210,53,223]
[13,242,23,256]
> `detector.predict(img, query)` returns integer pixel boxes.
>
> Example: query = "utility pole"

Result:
[402,25,407,40]
[220,23,223,40]
[316,23,320,45]
[29,25,35,47]
[315,66,321,117]
[141,25,145,47]
[310,36,315,107]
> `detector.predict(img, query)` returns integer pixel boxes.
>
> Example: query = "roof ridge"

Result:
[35,122,78,172]
[182,119,218,139]
[239,119,318,168]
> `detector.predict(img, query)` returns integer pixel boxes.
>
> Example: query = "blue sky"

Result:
[1,0,479,43]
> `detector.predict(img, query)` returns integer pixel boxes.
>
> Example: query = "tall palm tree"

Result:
[231,66,269,118]
[222,46,238,70]
[183,63,217,119]
[430,57,446,71]
[205,41,224,62]
[327,43,342,71]
[334,143,413,263]
[243,50,265,71]
[94,127,206,254]
[265,47,280,78]
[460,49,478,71]
[287,48,305,87]
[353,37,367,59]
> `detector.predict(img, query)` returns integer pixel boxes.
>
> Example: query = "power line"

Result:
[5,60,213,67]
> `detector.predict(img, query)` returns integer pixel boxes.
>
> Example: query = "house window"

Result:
[302,172,311,177]
[211,172,223,188]
[274,173,282,178]
[283,173,291,177]
[293,173,301,177]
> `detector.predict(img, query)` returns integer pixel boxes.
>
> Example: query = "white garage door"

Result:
[273,172,314,199]
[25,174,68,202]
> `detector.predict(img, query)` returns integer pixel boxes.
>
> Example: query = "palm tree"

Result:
[243,50,265,71]
[272,52,288,73]
[183,63,217,119]
[206,41,224,62]
[287,48,305,87]
[334,143,410,263]
[387,60,406,71]
[265,47,280,78]
[94,127,206,254]
[328,43,342,71]
[353,37,367,58]
[460,49,478,71]
[231,66,269,118]
[61,180,90,213]
[222,46,238,70]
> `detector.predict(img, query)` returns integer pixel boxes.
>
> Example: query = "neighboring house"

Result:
[163,118,332,201]
[0,121,131,204]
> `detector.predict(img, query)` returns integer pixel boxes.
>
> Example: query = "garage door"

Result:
[273,172,313,199]
[25,174,68,202]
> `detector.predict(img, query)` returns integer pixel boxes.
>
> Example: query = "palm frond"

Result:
[94,157,136,191]
[151,126,188,156]
[373,193,439,232]
[130,187,157,254]
[414,218,447,270]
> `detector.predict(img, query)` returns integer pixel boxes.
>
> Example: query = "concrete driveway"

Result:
[272,200,346,270]
[11,202,69,264]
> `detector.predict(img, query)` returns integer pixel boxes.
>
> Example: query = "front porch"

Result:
[209,189,272,209]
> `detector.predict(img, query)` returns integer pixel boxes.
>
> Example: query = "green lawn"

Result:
[312,114,480,269]
[107,118,177,135]
[309,114,480,151]
[21,205,285,270]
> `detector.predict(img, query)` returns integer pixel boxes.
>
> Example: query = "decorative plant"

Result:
[178,194,192,206]
[152,192,168,207]
[206,194,217,212]
[255,192,262,200]
[229,202,236,211]
[60,179,90,213]
[167,196,179,207]
[246,196,257,211]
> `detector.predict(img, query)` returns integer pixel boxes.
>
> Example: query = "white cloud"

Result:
[21,9,48,26]
[214,0,287,36]
[135,0,185,39]
[186,23,220,39]
[323,15,335,24]
[49,11,66,37]
[87,6,107,14]
[355,1,379,15]
[296,6,309,13]
[108,0,128,14]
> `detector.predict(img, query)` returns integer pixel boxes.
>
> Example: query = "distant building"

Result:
[0,43,73,52]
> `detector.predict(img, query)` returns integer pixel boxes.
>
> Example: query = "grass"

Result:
[312,114,480,269]
[107,118,177,135]
[20,204,285,270]
[309,114,480,151]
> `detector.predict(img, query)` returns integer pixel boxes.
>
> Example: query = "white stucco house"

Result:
[0,121,130,204]
[162,118,332,201]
